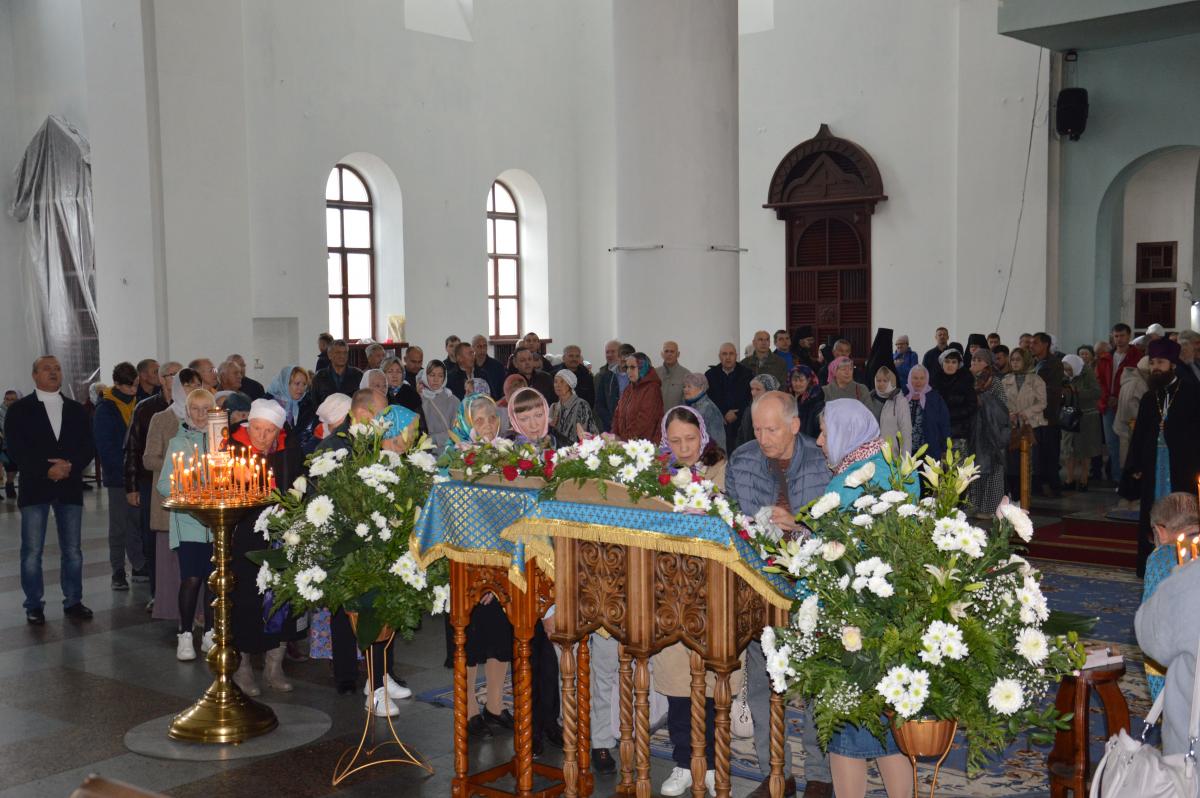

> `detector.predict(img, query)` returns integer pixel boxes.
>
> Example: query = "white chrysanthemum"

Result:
[607,454,624,468]
[1000,502,1035,542]
[308,450,346,477]
[851,514,873,528]
[868,577,894,598]
[809,492,842,519]
[843,461,876,488]
[853,495,876,510]
[432,584,451,614]
[1015,627,1049,665]
[795,594,820,634]
[407,451,438,473]
[304,495,334,527]
[988,678,1024,715]
[255,562,276,594]
[837,574,851,590]
[294,565,327,602]
[869,502,891,516]
[880,490,908,503]
[920,496,936,508]
[896,504,918,517]
[585,455,601,470]
[355,522,370,538]
[617,464,639,483]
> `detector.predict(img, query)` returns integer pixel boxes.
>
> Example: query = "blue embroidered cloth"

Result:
[411,479,791,607]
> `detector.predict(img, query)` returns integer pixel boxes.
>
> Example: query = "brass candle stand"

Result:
[162,496,279,744]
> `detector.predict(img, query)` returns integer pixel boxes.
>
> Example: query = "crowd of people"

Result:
[5,319,1200,798]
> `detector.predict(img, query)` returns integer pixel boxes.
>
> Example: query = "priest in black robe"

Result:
[1120,337,1200,576]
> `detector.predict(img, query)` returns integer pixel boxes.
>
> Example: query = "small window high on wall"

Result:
[486,180,521,338]
[326,165,375,341]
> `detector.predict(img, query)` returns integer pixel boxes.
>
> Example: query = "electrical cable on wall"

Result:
[995,47,1045,332]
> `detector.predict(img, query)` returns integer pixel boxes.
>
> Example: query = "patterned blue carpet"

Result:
[417,559,1146,797]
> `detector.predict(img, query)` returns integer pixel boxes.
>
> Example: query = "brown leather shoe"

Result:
[747,776,797,797]
[802,781,831,798]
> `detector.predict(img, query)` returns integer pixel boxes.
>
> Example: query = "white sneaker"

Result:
[660,767,692,796]
[176,632,196,661]
[704,769,715,796]
[366,686,400,717]
[200,629,215,654]
[362,674,412,700]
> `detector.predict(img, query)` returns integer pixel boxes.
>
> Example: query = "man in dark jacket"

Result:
[95,362,146,590]
[1031,332,1065,497]
[134,358,160,402]
[471,335,507,400]
[311,340,364,406]
[706,342,754,449]
[124,360,179,600]
[447,342,480,400]
[513,347,557,406]
[922,326,951,382]
[1120,338,1200,575]
[594,341,629,432]
[550,344,595,406]
[227,354,265,399]
[741,330,789,385]
[726,391,831,798]
[5,356,95,624]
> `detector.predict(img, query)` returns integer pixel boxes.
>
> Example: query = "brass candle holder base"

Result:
[163,497,278,744]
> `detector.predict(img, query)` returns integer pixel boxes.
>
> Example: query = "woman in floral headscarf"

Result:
[651,404,736,794]
[815,398,915,798]
[823,356,871,404]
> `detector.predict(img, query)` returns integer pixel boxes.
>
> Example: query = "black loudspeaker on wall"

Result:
[1056,88,1088,141]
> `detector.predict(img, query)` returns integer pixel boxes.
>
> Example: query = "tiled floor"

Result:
[0,490,763,797]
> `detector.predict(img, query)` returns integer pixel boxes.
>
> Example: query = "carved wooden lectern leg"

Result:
[513,630,535,796]
[576,636,594,797]
[689,651,707,798]
[713,670,733,798]
[560,643,579,798]
[618,645,635,794]
[769,692,786,798]
[450,568,470,798]
[634,655,652,798]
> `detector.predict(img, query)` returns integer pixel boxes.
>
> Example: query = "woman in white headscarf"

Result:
[1060,352,1102,491]
[549,368,598,447]
[418,361,460,449]
[143,368,203,623]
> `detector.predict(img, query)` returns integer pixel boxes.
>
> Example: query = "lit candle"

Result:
[1178,533,1189,564]
[268,469,275,490]
[1192,535,1199,561]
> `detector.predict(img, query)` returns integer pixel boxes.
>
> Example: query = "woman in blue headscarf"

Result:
[814,398,916,798]
[265,365,314,434]
[377,403,419,452]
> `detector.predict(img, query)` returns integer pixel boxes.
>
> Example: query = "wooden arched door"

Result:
[765,125,886,361]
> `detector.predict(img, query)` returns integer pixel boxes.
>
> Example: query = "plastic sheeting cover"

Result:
[8,115,98,401]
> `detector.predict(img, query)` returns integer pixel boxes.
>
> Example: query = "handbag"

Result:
[1059,385,1082,431]
[1090,635,1200,797]
[732,678,754,738]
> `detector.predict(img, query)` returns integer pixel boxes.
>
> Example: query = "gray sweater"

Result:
[1136,559,1200,756]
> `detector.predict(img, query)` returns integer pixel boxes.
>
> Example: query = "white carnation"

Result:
[407,451,438,473]
[255,562,276,594]
[880,490,908,503]
[1000,502,1035,542]
[853,495,876,510]
[851,514,873,528]
[795,594,820,634]
[809,492,841,519]
[896,504,918,517]
[843,461,876,488]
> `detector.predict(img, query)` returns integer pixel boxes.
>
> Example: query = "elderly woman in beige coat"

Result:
[1114,355,1151,470]
[1001,347,1046,496]
[143,369,203,622]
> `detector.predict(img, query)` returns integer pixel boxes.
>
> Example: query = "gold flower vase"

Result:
[162,498,279,744]
[891,717,958,798]
[331,611,433,785]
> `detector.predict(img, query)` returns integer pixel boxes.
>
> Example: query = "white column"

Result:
[612,0,740,364]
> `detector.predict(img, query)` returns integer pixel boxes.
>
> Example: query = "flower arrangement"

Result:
[439,436,555,482]
[542,435,737,527]
[251,421,449,648]
[755,443,1089,773]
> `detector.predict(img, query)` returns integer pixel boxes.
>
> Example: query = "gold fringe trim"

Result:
[501,517,792,611]
[409,536,553,594]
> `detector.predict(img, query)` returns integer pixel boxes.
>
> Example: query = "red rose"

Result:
[543,464,555,479]
[544,450,555,463]
[517,458,535,471]
[692,473,703,483]
[464,452,477,466]
[737,528,750,541]
[766,557,776,566]
[657,473,671,485]
[502,465,519,481]
[657,453,670,463]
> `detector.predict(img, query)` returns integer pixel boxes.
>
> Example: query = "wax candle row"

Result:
[168,445,275,500]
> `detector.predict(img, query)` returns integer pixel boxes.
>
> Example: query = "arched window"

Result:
[326,165,375,341]
[486,180,521,338]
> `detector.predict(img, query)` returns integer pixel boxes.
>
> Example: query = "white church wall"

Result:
[1121,150,1200,330]
[738,0,1048,354]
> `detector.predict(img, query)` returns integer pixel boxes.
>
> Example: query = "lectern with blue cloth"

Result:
[413,478,791,798]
